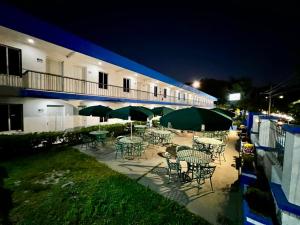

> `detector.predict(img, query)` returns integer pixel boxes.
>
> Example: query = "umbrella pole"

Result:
[131,121,133,139]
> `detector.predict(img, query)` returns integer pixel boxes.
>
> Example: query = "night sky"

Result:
[6,0,300,86]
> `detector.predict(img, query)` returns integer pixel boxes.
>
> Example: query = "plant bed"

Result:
[241,166,279,225]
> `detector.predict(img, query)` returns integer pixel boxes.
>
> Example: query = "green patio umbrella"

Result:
[108,106,154,138]
[108,106,154,121]
[79,105,112,117]
[211,108,235,118]
[160,107,232,131]
[152,106,175,116]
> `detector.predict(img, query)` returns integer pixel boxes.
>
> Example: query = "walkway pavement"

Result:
[75,131,242,225]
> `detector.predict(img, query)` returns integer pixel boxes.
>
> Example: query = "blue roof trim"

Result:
[20,89,194,106]
[270,182,300,216]
[282,124,300,134]
[258,115,278,120]
[0,2,217,101]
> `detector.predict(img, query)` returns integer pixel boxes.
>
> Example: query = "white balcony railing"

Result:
[0,70,213,107]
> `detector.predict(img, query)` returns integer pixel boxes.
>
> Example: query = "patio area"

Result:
[75,130,242,225]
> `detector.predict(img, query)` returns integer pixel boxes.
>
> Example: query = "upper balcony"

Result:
[0,70,214,107]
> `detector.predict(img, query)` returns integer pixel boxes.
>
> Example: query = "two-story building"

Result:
[0,3,216,133]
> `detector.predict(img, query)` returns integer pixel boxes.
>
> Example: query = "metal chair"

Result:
[195,165,216,191]
[80,134,93,150]
[165,153,182,182]
[214,144,226,165]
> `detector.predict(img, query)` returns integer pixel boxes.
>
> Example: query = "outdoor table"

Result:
[194,137,223,154]
[134,125,147,137]
[89,130,109,147]
[119,136,143,158]
[194,137,223,146]
[177,149,212,181]
[135,125,147,129]
[151,129,171,144]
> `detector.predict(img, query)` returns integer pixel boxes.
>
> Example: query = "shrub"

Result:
[244,187,274,217]
[0,123,129,160]
[242,153,256,173]
[152,120,160,127]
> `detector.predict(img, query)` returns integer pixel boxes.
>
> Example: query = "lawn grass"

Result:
[0,147,211,225]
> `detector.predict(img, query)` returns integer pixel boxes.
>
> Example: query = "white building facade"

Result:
[0,4,216,133]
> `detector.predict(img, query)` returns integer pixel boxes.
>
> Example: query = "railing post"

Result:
[258,118,276,148]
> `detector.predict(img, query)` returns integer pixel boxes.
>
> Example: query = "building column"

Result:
[281,126,300,205]
[258,118,276,148]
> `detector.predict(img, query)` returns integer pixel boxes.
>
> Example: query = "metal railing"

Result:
[270,120,286,167]
[0,70,214,107]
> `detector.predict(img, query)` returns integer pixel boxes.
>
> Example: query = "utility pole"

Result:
[268,86,272,115]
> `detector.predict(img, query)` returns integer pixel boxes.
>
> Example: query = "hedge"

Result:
[0,123,134,159]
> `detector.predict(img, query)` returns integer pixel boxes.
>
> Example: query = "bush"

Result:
[152,119,160,127]
[0,123,129,160]
[245,186,274,217]
[242,153,256,173]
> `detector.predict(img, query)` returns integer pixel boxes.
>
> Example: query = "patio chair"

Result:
[115,141,125,159]
[80,133,95,150]
[195,165,216,191]
[132,142,145,159]
[214,144,226,165]
[165,154,182,182]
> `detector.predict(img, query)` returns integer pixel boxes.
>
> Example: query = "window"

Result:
[163,89,167,98]
[123,78,130,92]
[99,72,108,89]
[0,104,23,131]
[183,93,186,101]
[0,44,22,76]
[178,92,180,100]
[154,86,158,97]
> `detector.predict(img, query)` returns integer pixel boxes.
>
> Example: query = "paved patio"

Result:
[75,131,242,225]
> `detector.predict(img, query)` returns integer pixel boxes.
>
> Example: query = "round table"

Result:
[134,125,147,137]
[89,130,109,146]
[177,149,212,165]
[135,125,147,129]
[119,136,143,145]
[151,129,172,144]
[119,136,143,158]
[177,149,212,181]
[194,137,222,146]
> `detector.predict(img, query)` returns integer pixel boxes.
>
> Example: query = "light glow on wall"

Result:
[229,93,241,101]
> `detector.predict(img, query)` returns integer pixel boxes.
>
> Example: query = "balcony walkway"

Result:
[75,131,242,225]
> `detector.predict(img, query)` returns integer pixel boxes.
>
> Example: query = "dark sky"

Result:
[6,0,300,86]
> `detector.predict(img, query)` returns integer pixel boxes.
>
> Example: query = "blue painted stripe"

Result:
[270,183,300,216]
[255,146,274,151]
[243,199,273,225]
[240,173,257,186]
[0,2,217,101]
[20,89,195,106]
[241,183,273,225]
[282,124,300,134]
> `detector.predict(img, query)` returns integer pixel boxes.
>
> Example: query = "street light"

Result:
[279,95,284,99]
[192,80,201,89]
